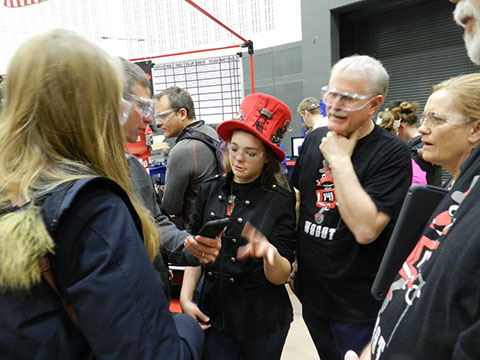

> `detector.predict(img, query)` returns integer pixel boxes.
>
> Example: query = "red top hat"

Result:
[217,93,291,161]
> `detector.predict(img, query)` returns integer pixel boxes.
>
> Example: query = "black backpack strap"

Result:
[178,128,223,174]
[179,128,219,149]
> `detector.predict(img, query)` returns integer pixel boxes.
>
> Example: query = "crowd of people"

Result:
[0,0,479,359]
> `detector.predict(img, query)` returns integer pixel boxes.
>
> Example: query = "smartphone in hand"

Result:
[197,218,230,238]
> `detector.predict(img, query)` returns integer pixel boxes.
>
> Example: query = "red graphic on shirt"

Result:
[385,207,452,300]
[429,210,453,235]
[315,162,336,210]
[313,161,336,225]
[375,183,477,359]
[398,235,440,288]
[386,192,463,300]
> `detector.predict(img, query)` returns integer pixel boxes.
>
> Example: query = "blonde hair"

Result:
[0,29,158,290]
[431,73,480,120]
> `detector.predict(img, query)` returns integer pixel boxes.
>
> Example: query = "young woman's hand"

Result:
[237,221,292,285]
[287,260,297,294]
[179,300,211,331]
[184,231,223,264]
[237,221,276,265]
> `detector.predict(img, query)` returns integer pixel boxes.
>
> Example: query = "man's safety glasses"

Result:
[130,96,155,118]
[119,96,155,125]
[321,86,378,112]
[154,109,177,124]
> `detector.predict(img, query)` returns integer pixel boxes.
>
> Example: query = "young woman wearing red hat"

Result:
[180,93,297,360]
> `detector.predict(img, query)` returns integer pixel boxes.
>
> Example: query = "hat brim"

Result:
[217,120,286,162]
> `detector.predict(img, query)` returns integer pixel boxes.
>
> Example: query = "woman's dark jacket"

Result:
[190,174,296,340]
[0,178,203,359]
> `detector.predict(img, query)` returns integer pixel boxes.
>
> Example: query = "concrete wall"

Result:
[242,0,363,155]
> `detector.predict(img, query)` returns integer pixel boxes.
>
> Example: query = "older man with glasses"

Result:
[290,54,412,360]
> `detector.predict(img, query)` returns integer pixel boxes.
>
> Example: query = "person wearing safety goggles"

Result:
[153,86,220,228]
[119,69,155,143]
[118,59,222,300]
[291,55,412,360]
[346,2,480,359]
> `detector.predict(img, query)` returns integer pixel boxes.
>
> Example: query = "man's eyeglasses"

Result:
[130,95,155,118]
[120,99,132,125]
[420,112,474,127]
[154,109,177,124]
[228,144,264,161]
[119,96,155,125]
[321,86,378,112]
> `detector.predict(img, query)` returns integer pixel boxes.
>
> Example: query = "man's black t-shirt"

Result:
[291,125,411,324]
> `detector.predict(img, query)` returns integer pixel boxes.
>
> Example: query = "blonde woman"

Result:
[348,75,480,360]
[0,29,202,359]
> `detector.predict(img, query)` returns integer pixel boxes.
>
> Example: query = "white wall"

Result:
[0,0,302,75]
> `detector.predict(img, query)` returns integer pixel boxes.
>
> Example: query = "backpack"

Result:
[164,125,225,230]
[177,127,225,175]
[38,177,141,328]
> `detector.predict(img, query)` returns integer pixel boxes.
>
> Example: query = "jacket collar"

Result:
[175,120,205,143]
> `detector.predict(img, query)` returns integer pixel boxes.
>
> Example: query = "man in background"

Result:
[297,97,328,134]
[154,87,220,230]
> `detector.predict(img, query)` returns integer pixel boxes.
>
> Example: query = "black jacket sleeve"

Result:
[52,188,203,359]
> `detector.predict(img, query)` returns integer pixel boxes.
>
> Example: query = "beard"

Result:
[454,0,480,65]
[465,23,480,65]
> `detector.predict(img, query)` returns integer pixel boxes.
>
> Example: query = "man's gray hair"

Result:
[117,57,150,99]
[154,86,196,120]
[330,55,389,98]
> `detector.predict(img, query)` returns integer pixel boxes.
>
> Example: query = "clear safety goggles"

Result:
[154,109,177,124]
[130,95,155,118]
[227,144,265,161]
[420,112,474,127]
[321,86,378,112]
[119,96,155,125]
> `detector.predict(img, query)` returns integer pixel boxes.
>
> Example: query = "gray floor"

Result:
[282,286,319,360]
